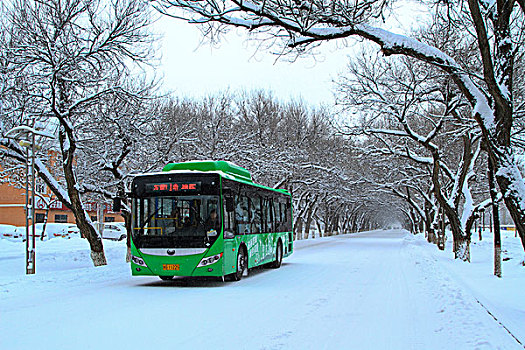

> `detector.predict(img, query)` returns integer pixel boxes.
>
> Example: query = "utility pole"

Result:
[5,123,55,274]
[29,125,36,273]
[97,202,105,239]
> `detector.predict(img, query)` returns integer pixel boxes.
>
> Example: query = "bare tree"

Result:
[155,0,525,252]
[337,49,493,260]
[0,0,157,266]
[152,90,378,239]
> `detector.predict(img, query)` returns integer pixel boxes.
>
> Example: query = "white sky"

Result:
[153,17,352,106]
[152,2,429,106]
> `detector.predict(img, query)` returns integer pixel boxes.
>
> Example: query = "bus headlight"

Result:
[131,255,148,267]
[197,253,223,268]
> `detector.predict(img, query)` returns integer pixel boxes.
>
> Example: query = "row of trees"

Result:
[147,91,397,239]
[0,0,158,265]
[331,28,525,264]
[154,0,525,267]
[0,1,400,267]
[1,0,524,269]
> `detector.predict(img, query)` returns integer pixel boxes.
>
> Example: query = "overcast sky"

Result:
[153,17,352,106]
[151,2,428,106]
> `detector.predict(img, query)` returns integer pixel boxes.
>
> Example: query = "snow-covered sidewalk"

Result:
[408,229,525,347]
[0,229,523,349]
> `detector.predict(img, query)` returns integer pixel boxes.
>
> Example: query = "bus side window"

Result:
[273,200,281,232]
[261,197,267,233]
[250,195,262,234]
[284,199,292,232]
[223,196,235,239]
[280,202,287,231]
[264,197,273,233]
[235,193,250,235]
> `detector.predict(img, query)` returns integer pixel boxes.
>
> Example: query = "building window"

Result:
[35,213,46,223]
[91,216,97,222]
[105,217,115,222]
[54,214,68,223]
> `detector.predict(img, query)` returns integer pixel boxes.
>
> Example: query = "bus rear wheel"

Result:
[232,248,247,281]
[271,240,283,268]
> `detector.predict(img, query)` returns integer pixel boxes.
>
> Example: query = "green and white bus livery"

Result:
[130,161,293,281]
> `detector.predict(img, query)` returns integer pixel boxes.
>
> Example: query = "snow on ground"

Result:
[0,229,523,350]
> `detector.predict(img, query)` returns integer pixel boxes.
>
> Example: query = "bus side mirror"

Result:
[225,197,234,212]
[113,198,121,212]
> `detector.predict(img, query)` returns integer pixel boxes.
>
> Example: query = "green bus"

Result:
[130,160,293,281]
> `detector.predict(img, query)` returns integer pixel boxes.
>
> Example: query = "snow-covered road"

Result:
[1,230,523,349]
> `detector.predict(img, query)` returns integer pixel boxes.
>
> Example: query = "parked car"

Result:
[0,224,22,240]
[66,224,81,237]
[113,222,126,231]
[94,222,127,241]
[16,225,44,240]
[35,223,72,239]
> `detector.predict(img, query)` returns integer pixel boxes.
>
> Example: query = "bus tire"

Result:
[232,247,247,281]
[271,240,283,269]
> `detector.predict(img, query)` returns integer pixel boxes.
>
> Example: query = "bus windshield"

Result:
[132,195,221,249]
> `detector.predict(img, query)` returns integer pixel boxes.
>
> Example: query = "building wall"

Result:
[0,182,28,226]
[0,182,123,226]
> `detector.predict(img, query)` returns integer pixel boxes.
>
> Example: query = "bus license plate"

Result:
[163,264,180,271]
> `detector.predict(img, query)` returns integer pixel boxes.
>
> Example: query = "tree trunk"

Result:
[41,207,49,241]
[412,210,420,234]
[488,156,502,277]
[424,200,436,243]
[303,201,315,240]
[493,157,525,251]
[437,208,445,251]
[478,213,483,241]
[122,209,132,263]
[450,222,471,262]
[431,151,470,260]
[294,216,303,240]
[316,220,323,238]
[59,128,107,266]
[325,213,332,236]
[454,235,471,262]
[437,231,445,251]
[342,216,350,235]
[427,226,436,244]
[332,215,339,235]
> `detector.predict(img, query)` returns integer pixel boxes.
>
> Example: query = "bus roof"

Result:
[163,161,252,182]
[161,160,291,196]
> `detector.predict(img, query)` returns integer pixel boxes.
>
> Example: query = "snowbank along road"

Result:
[1,229,523,349]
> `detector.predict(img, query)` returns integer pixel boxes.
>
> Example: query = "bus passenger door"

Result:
[222,195,237,275]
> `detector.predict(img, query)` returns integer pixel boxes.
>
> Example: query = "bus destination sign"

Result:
[145,182,201,193]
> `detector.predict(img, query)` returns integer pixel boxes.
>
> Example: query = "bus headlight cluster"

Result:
[198,253,223,268]
[131,255,148,267]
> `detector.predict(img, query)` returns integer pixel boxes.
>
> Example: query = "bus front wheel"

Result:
[232,248,247,281]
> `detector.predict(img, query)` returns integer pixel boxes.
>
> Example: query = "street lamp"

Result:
[4,122,55,274]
